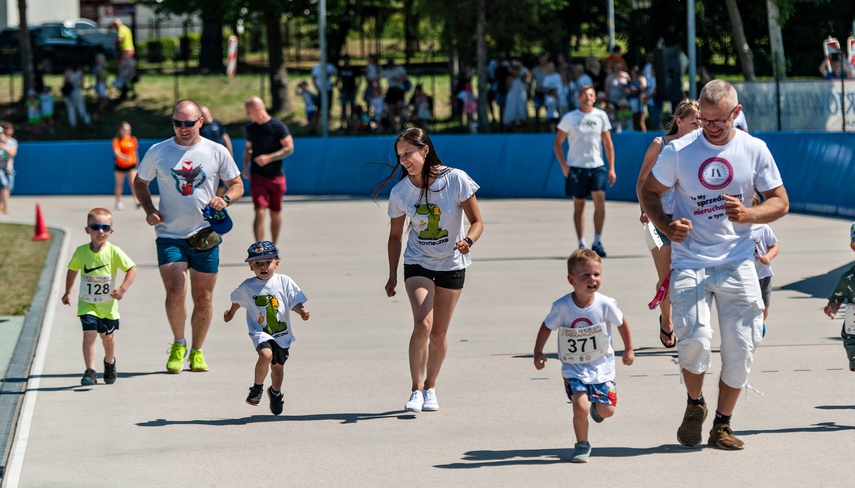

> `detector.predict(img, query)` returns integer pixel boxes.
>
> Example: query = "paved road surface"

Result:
[1,195,853,487]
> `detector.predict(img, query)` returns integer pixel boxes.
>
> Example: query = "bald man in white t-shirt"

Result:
[640,80,788,452]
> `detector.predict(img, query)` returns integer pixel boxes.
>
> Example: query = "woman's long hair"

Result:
[665,99,699,136]
[372,127,450,202]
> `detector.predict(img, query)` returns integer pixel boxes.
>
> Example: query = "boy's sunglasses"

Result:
[172,118,200,128]
[88,223,112,232]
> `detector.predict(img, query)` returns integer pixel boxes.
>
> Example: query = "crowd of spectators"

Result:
[16,39,855,139]
[298,54,436,135]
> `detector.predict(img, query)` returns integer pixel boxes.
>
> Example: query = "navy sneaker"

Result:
[267,387,284,415]
[591,242,607,258]
[103,359,117,384]
[81,368,97,386]
[246,384,263,405]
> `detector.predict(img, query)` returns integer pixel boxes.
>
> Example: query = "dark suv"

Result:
[0,22,117,74]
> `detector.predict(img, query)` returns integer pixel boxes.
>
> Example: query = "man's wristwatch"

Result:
[223,194,231,206]
[465,237,473,246]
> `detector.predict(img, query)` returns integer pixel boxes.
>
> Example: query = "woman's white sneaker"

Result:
[422,388,439,411]
[405,390,424,412]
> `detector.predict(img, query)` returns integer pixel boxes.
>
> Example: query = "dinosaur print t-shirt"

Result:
[230,273,308,349]
[388,167,479,271]
[137,137,240,239]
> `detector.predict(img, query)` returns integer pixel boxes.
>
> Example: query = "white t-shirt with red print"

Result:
[138,137,239,239]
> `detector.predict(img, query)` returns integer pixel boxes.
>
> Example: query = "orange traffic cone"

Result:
[33,203,51,241]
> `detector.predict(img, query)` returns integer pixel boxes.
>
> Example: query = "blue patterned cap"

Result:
[245,241,279,262]
[201,204,233,234]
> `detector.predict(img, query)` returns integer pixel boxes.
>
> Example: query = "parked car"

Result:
[0,21,117,74]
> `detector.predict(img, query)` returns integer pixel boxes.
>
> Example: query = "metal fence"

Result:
[732,79,854,132]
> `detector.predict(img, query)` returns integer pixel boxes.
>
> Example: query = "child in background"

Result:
[369,80,385,129]
[413,92,433,130]
[750,193,779,334]
[296,80,319,132]
[350,105,371,133]
[112,121,139,210]
[545,87,560,133]
[822,222,855,371]
[26,89,41,135]
[224,241,310,415]
[533,249,634,463]
[457,82,477,131]
[62,208,137,385]
[39,86,55,134]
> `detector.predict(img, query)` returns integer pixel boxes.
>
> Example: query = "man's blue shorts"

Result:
[565,166,608,199]
[156,237,219,273]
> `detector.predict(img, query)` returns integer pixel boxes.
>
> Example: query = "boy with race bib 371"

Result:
[533,248,634,463]
[224,241,310,415]
[62,208,137,386]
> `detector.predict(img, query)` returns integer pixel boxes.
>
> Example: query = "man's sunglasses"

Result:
[172,118,200,128]
[88,223,112,232]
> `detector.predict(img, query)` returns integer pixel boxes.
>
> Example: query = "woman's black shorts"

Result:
[404,264,465,290]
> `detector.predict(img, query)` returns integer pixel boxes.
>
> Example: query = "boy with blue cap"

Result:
[224,241,310,415]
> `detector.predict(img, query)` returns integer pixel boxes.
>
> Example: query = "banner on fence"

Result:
[733,80,855,132]
[849,37,855,68]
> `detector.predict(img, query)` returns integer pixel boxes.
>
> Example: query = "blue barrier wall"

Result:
[11,132,855,217]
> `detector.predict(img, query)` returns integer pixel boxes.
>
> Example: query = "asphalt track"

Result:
[1,195,853,487]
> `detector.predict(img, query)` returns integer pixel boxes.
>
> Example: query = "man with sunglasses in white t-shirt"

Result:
[134,99,244,374]
[640,80,789,451]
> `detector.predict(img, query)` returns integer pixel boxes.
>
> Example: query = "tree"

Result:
[766,0,786,79]
[140,0,313,114]
[139,0,236,73]
[475,0,489,133]
[724,0,755,80]
[263,8,289,114]
[16,0,32,100]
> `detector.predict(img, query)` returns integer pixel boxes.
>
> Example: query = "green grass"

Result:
[0,223,51,315]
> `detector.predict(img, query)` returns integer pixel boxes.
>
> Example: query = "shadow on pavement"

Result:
[136,410,416,427]
[779,261,854,299]
[736,421,855,436]
[434,444,694,468]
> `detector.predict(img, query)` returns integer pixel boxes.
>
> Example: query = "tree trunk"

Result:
[475,0,490,133]
[265,12,290,114]
[766,0,786,80]
[17,0,32,101]
[198,18,224,74]
[443,11,458,123]
[404,0,413,66]
[724,0,755,81]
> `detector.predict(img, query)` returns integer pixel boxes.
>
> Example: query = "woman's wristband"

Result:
[464,237,473,246]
